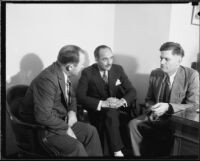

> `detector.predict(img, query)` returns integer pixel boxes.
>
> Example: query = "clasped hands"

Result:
[102,97,125,109]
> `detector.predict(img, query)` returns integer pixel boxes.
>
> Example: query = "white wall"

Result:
[169,4,199,67]
[6,4,115,84]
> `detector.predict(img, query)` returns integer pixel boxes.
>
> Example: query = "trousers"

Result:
[128,113,173,156]
[47,121,103,156]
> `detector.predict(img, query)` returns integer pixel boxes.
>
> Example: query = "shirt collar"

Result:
[98,66,108,76]
[99,70,108,77]
[63,71,69,83]
[169,70,177,86]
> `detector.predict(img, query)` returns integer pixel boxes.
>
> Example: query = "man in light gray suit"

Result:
[128,42,199,156]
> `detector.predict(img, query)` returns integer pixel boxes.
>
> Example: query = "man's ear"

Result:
[65,64,73,71]
[94,56,99,62]
[95,57,98,62]
[178,56,183,63]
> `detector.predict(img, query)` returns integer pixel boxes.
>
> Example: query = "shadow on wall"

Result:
[114,54,138,85]
[114,54,150,105]
[70,51,90,92]
[5,53,44,157]
[6,53,44,88]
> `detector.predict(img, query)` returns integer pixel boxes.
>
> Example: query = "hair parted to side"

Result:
[160,42,184,57]
[94,45,112,58]
[57,45,84,65]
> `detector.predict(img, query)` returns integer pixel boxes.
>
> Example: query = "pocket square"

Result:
[115,79,121,86]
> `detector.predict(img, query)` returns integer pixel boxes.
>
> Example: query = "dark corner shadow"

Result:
[70,51,90,92]
[5,53,44,157]
[191,52,200,74]
[6,53,44,89]
[114,54,150,106]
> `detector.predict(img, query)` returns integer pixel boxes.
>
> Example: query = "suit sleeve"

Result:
[119,66,137,106]
[170,71,199,112]
[33,77,68,132]
[76,69,100,111]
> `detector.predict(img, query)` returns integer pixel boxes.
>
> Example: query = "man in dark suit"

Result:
[20,45,103,156]
[128,42,199,156]
[77,45,137,156]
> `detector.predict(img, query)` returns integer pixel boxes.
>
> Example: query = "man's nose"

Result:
[160,59,166,64]
[108,59,113,65]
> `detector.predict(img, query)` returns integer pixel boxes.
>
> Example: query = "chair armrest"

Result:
[7,111,46,130]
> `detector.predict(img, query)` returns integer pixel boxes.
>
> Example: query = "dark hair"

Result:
[160,42,184,57]
[57,45,84,65]
[94,45,112,58]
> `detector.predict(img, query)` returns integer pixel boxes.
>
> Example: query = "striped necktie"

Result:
[163,74,171,102]
[102,71,108,84]
[65,79,71,105]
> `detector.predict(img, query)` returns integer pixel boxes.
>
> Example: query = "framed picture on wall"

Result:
[191,5,200,25]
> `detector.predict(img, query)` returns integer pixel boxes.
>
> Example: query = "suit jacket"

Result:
[145,66,199,113]
[77,63,137,111]
[20,62,77,137]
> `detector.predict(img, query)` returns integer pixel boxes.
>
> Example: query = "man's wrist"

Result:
[68,110,76,116]
[101,100,109,108]
[120,98,127,107]
[97,100,102,111]
[166,103,174,114]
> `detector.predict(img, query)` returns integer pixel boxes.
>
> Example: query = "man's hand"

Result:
[114,98,127,109]
[101,97,126,109]
[67,111,77,127]
[101,98,119,109]
[150,102,169,117]
[107,97,119,103]
[66,127,77,139]
[101,100,110,108]
[107,97,119,108]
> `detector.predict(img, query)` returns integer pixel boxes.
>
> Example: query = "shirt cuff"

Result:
[97,100,102,111]
[166,103,174,115]
[121,98,127,107]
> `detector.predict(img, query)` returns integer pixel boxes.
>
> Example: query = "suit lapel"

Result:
[92,64,107,97]
[169,67,184,102]
[155,70,165,103]
[108,66,118,97]
[55,63,68,106]
[92,64,119,97]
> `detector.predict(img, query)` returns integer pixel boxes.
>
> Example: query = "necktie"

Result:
[65,79,71,105]
[163,75,171,102]
[102,71,108,84]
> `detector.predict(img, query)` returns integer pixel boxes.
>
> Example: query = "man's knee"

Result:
[84,123,98,136]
